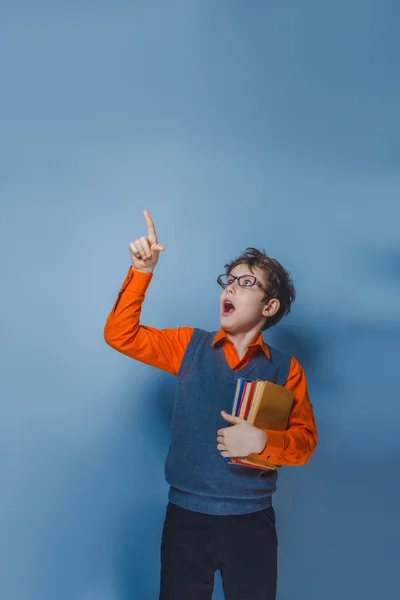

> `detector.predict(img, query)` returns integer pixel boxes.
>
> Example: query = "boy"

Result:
[104,210,318,600]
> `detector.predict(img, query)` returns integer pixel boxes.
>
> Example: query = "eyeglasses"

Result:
[217,273,268,294]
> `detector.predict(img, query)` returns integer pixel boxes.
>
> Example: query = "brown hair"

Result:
[224,247,296,330]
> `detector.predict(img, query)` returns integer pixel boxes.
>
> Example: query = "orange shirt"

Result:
[104,267,318,467]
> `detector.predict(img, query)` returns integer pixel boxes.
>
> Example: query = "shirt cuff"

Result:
[121,266,153,295]
[257,429,285,462]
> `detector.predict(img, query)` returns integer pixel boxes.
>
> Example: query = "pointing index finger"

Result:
[143,210,157,242]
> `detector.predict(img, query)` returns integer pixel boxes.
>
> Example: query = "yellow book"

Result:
[230,380,294,471]
[246,380,265,424]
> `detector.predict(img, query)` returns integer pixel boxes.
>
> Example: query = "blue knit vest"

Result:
[165,328,292,515]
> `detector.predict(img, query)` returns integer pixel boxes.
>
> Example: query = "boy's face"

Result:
[219,263,279,334]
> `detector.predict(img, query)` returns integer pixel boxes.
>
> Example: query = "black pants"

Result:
[159,501,278,600]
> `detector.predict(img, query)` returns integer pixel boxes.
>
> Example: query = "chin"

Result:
[220,317,232,330]
[220,317,239,333]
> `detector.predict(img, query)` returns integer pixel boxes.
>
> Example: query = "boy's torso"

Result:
[165,328,291,515]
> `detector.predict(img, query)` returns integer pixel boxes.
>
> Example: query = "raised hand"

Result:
[129,210,165,273]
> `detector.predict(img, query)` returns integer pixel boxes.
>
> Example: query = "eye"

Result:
[241,277,254,287]
[226,275,235,284]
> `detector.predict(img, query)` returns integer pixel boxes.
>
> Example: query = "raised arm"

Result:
[104,210,193,375]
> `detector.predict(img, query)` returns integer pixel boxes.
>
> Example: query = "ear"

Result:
[262,298,280,318]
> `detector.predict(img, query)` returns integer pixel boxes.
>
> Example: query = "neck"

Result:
[225,327,262,360]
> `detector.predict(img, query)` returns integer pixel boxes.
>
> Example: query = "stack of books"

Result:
[227,378,294,471]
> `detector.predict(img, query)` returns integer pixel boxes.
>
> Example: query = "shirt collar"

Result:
[211,327,271,360]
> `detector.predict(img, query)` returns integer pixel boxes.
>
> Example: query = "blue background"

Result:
[1,1,399,598]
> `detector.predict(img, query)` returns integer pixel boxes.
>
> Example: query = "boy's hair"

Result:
[224,247,296,330]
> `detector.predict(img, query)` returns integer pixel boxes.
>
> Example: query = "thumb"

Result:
[221,410,243,425]
[152,243,165,252]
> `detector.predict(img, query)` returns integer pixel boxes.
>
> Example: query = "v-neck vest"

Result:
[166,328,291,515]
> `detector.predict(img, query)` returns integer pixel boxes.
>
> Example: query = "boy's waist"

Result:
[168,486,272,516]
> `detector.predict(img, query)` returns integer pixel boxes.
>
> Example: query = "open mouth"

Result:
[222,299,235,316]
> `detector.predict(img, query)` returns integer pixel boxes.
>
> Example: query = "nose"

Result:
[225,280,237,293]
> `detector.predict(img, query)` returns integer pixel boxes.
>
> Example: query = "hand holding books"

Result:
[217,410,268,458]
[218,378,294,471]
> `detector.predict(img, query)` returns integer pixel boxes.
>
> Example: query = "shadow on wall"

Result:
[112,324,333,599]
[111,323,332,599]
[113,248,400,599]
[269,321,336,390]
[115,372,176,600]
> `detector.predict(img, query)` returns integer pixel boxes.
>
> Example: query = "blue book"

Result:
[223,378,249,462]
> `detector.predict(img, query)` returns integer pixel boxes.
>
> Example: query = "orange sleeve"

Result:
[104,266,194,376]
[257,357,318,467]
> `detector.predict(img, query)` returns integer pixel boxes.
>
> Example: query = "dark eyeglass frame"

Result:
[217,273,268,295]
